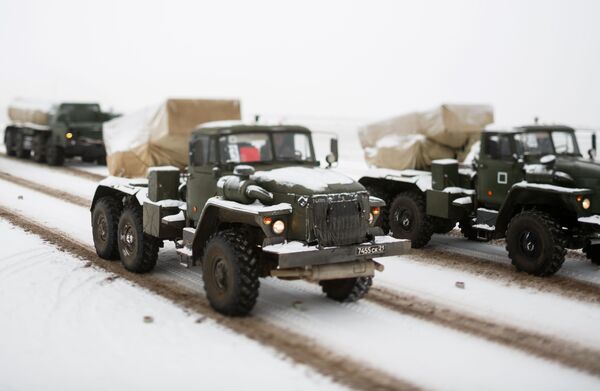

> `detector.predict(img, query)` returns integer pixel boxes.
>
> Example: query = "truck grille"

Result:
[309,192,369,247]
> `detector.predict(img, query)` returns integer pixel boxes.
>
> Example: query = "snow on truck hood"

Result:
[252,167,364,194]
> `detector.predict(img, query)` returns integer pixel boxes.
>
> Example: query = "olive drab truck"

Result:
[4,101,118,165]
[360,125,600,276]
[90,123,411,316]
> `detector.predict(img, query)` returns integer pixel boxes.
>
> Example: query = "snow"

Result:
[0,219,345,391]
[433,158,459,165]
[207,198,293,215]
[253,167,355,192]
[513,181,591,193]
[579,215,600,226]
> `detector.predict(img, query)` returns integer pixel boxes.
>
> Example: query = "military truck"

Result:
[90,123,410,316]
[4,102,118,165]
[360,125,600,276]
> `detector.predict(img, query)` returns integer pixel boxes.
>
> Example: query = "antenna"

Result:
[534,116,539,125]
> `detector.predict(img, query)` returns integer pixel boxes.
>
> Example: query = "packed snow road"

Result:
[1,158,600,390]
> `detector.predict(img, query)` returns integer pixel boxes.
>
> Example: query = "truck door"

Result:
[187,135,219,222]
[477,133,524,208]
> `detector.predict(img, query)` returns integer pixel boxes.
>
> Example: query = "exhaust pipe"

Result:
[271,260,380,281]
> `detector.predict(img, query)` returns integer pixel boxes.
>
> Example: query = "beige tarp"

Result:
[7,100,54,126]
[359,104,493,170]
[104,99,241,177]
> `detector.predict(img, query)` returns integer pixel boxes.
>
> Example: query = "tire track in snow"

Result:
[0,206,420,391]
[0,171,89,208]
[0,153,105,182]
[367,286,600,377]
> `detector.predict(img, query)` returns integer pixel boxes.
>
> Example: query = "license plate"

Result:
[356,245,385,256]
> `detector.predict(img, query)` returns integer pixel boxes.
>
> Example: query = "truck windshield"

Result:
[515,131,580,156]
[59,104,102,123]
[218,132,314,164]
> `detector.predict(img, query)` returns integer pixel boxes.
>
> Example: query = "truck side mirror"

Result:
[212,166,221,178]
[326,138,339,167]
[588,133,597,160]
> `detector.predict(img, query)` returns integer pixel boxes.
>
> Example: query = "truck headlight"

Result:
[65,132,73,139]
[272,220,285,234]
[582,198,591,210]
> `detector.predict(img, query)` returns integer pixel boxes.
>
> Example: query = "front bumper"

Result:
[262,235,411,269]
[65,138,106,159]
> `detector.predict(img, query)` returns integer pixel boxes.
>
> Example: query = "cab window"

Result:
[484,134,513,160]
[219,133,273,164]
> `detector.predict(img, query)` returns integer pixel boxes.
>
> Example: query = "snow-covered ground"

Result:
[1,154,600,390]
[1,126,600,390]
[0,219,344,391]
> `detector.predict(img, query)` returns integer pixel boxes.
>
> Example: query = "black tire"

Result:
[15,132,30,159]
[92,197,122,260]
[320,276,372,302]
[459,218,478,240]
[506,211,566,276]
[117,206,160,273]
[432,217,457,234]
[388,191,434,248]
[32,133,47,163]
[365,186,390,234]
[82,155,95,163]
[202,230,260,316]
[46,144,65,166]
[96,156,107,165]
[583,244,600,266]
[5,128,16,156]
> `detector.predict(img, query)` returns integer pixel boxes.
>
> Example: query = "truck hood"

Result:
[556,157,600,187]
[252,167,365,195]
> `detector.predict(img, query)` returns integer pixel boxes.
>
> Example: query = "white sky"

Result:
[1,0,599,128]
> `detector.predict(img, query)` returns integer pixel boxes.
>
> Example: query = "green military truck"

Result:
[360,125,600,276]
[4,102,118,165]
[90,123,410,316]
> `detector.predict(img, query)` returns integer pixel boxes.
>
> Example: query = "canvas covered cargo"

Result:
[359,104,493,170]
[104,99,241,178]
[7,99,54,127]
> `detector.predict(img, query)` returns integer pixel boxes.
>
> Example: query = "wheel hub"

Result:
[213,258,228,291]
[97,215,108,241]
[519,231,539,257]
[119,223,136,256]
[394,209,413,231]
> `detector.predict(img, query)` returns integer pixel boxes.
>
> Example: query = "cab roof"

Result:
[484,125,575,135]
[193,121,312,136]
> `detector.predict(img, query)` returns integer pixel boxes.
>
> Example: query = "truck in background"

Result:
[4,101,118,165]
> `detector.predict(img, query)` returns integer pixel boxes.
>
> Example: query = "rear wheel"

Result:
[5,128,16,156]
[202,230,260,316]
[82,155,96,163]
[32,133,47,163]
[506,211,566,276]
[15,132,30,159]
[583,244,600,266]
[388,191,434,248]
[117,206,160,273]
[320,276,372,302]
[46,144,65,166]
[92,197,121,260]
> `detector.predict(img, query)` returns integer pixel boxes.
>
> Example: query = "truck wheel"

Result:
[432,217,457,234]
[202,230,259,316]
[15,132,30,159]
[92,197,121,260]
[583,245,600,266]
[117,206,160,273]
[365,186,390,234]
[82,156,95,163]
[32,133,47,163]
[320,276,372,302]
[506,211,566,276]
[5,129,16,156]
[388,191,434,248]
[46,145,65,166]
[96,156,107,165]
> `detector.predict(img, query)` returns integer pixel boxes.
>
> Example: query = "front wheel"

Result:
[506,211,566,276]
[202,230,260,316]
[46,145,65,166]
[388,191,434,248]
[320,276,372,302]
[117,206,160,273]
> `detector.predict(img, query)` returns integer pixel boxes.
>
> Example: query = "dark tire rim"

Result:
[212,257,229,292]
[394,208,414,232]
[519,230,540,258]
[120,222,136,257]
[96,214,108,243]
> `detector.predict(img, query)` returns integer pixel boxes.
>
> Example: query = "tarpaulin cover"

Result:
[359,104,493,170]
[7,99,55,126]
[104,99,241,177]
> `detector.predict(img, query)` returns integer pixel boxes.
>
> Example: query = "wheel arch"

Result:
[359,176,424,202]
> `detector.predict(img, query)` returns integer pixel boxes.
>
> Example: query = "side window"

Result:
[485,135,513,160]
[190,135,210,166]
